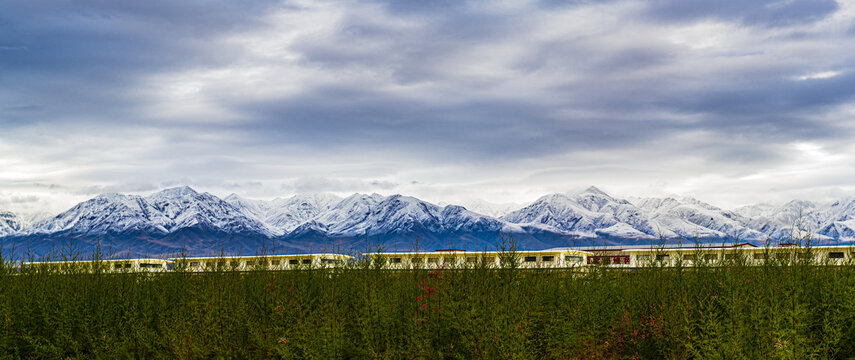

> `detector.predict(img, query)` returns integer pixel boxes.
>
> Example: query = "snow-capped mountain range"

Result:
[30,186,270,237]
[2,186,855,257]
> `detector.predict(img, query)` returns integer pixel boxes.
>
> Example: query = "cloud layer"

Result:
[2,0,855,215]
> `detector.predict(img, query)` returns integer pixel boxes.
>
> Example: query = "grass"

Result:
[2,240,855,359]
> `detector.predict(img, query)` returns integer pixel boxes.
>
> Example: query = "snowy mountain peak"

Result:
[282,193,342,207]
[94,192,130,201]
[441,204,467,215]
[503,192,624,235]
[365,195,443,233]
[677,197,721,211]
[382,194,424,205]
[573,187,629,212]
[786,199,818,211]
[0,211,23,236]
[312,193,386,235]
[827,197,855,217]
[148,186,198,198]
[223,193,242,202]
[628,196,681,211]
[581,186,609,196]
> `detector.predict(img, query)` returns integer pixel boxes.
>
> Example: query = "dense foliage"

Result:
[2,245,855,359]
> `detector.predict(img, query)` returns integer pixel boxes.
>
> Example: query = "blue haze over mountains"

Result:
[2,186,855,258]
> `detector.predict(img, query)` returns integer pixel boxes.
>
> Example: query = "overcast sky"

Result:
[2,0,855,215]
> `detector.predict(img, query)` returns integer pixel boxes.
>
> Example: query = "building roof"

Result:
[24,258,170,265]
[549,242,760,252]
[169,253,353,261]
[371,249,593,256]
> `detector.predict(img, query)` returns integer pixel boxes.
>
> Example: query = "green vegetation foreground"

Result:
[2,251,855,359]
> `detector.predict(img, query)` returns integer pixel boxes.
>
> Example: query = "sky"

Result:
[2,0,855,216]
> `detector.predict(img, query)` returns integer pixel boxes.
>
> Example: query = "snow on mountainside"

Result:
[817,198,855,240]
[597,223,649,238]
[630,196,766,241]
[31,193,170,235]
[337,194,445,235]
[0,211,23,236]
[734,200,823,240]
[312,193,386,236]
[502,187,662,239]
[314,195,495,236]
[734,198,855,241]
[14,211,53,227]
[32,186,272,236]
[300,194,511,238]
[503,187,769,241]
[440,205,512,233]
[225,193,342,235]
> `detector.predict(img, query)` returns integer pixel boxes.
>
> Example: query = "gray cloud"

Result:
[0,0,280,128]
[1,0,854,212]
[644,0,839,27]
[291,177,398,194]
[8,195,40,204]
[76,183,160,196]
